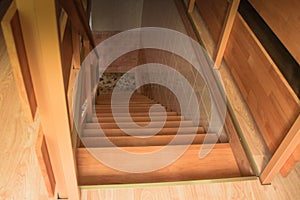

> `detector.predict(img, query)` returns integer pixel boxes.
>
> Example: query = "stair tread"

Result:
[94,104,156,107]
[93,107,165,113]
[82,127,205,137]
[93,112,178,117]
[77,144,241,185]
[92,116,184,123]
[80,134,218,147]
[85,121,195,129]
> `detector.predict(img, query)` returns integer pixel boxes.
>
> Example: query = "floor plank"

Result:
[80,162,300,200]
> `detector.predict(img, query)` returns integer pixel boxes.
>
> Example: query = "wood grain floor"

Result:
[81,162,300,200]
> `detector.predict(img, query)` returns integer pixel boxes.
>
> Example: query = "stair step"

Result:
[98,93,147,97]
[97,96,152,101]
[92,116,184,123]
[82,127,205,137]
[95,103,155,107]
[77,144,241,185]
[96,99,155,105]
[80,134,218,147]
[85,121,194,129]
[94,104,157,110]
[93,112,178,117]
[94,107,168,113]
[97,94,154,104]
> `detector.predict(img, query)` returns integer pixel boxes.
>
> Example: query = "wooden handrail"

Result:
[58,0,95,48]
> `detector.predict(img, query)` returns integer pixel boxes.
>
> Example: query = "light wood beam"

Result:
[15,0,80,199]
[214,0,240,68]
[72,27,81,69]
[188,0,195,13]
[260,114,300,184]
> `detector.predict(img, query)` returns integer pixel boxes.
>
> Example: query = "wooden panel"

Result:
[280,143,300,177]
[82,127,205,137]
[260,114,300,184]
[77,144,241,185]
[0,13,48,199]
[224,14,300,154]
[81,134,218,147]
[85,121,194,129]
[249,0,300,64]
[35,125,56,197]
[2,2,37,120]
[195,0,228,43]
[224,112,253,176]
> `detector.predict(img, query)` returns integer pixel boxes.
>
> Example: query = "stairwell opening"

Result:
[74,0,256,186]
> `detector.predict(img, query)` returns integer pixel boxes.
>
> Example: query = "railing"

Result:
[73,50,99,137]
[57,0,97,146]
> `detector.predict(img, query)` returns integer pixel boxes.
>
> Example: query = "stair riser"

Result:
[91,116,184,123]
[93,112,177,117]
[77,144,241,185]
[94,108,166,113]
[85,121,194,129]
[94,104,156,107]
[80,134,218,147]
[82,127,206,137]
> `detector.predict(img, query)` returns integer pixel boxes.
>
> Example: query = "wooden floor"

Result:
[81,163,300,200]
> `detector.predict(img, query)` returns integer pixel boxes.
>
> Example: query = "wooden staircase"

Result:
[77,92,242,186]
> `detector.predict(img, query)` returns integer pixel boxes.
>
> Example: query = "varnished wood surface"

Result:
[81,134,218,147]
[189,1,300,179]
[189,4,271,174]
[2,2,37,121]
[281,144,300,177]
[82,127,205,137]
[77,144,241,185]
[15,0,80,198]
[81,162,300,200]
[224,14,300,154]
[195,0,228,43]
[214,0,240,68]
[249,0,300,65]
[0,27,48,199]
[260,115,300,184]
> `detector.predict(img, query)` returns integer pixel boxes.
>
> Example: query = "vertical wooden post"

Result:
[214,0,240,68]
[260,115,300,184]
[15,0,80,199]
[188,0,195,13]
[84,39,93,121]
[72,28,81,69]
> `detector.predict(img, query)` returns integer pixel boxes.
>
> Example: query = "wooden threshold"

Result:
[79,176,257,189]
